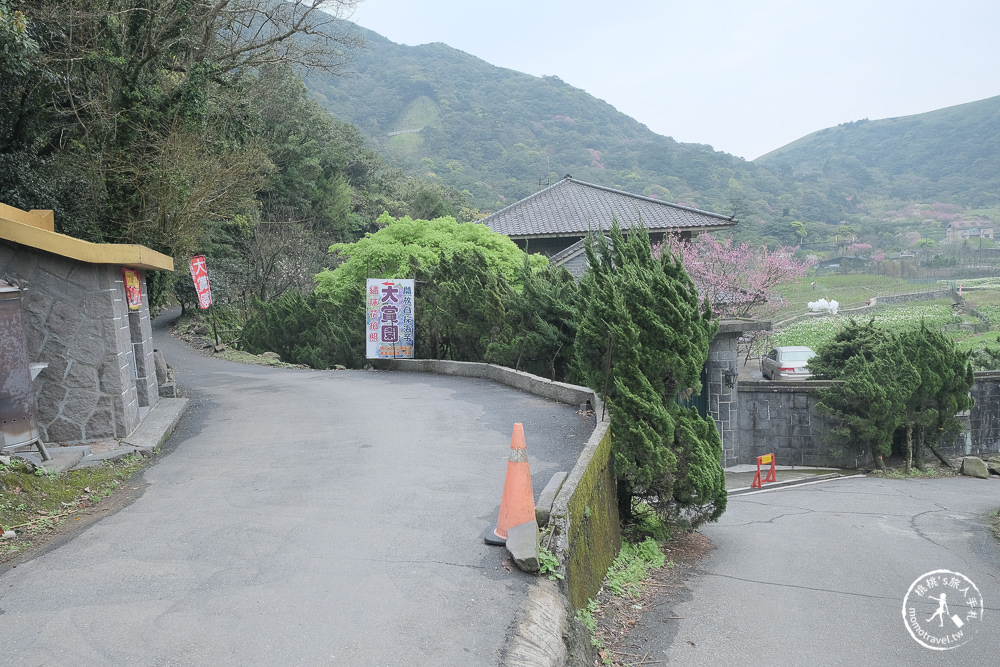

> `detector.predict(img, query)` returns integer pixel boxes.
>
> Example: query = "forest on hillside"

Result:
[3,2,999,315]
[306,24,1000,256]
[0,0,472,308]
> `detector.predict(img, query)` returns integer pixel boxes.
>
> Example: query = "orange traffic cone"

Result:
[486,423,536,545]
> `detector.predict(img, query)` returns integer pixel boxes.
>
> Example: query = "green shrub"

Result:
[242,289,364,369]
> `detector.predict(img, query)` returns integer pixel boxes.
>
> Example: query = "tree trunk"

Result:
[905,426,913,475]
[927,441,955,469]
[514,335,527,372]
[914,428,927,472]
[617,484,633,524]
[548,342,563,381]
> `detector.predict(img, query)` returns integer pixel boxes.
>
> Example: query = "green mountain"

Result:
[306,25,1000,248]
[305,27,791,223]
[756,96,1000,211]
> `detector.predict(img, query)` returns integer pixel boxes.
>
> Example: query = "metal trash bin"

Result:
[0,279,50,460]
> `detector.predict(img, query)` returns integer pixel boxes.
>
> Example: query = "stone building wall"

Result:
[0,240,158,443]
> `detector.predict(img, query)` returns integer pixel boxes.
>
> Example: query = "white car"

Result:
[761,346,816,380]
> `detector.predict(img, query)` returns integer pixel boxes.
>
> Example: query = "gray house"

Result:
[481,175,755,457]
[1,203,173,450]
[481,175,737,276]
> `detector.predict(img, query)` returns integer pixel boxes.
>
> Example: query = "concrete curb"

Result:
[119,397,189,453]
[371,359,603,415]
[728,473,864,496]
[18,398,189,474]
[74,445,143,469]
[501,580,571,667]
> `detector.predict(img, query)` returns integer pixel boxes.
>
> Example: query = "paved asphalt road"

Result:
[628,476,1000,666]
[0,311,593,665]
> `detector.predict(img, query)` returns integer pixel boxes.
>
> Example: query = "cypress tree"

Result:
[574,220,725,527]
[814,319,974,470]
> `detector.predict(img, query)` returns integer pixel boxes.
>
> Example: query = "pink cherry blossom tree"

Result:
[653,233,815,319]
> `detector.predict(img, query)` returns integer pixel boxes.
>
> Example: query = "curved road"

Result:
[0,311,594,665]
[628,476,1000,665]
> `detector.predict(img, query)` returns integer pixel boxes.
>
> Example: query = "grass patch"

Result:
[990,510,1000,542]
[578,537,671,664]
[867,460,958,479]
[215,348,305,368]
[388,96,439,156]
[581,531,712,667]
[953,331,1000,352]
[172,313,306,368]
[0,454,149,562]
[605,538,667,597]
[772,275,930,320]
[973,304,1000,325]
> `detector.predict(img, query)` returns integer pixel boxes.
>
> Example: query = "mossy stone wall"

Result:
[560,424,621,610]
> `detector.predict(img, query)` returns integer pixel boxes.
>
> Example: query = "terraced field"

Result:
[757,275,1000,365]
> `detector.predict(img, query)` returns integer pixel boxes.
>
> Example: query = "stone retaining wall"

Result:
[551,422,620,611]
[736,373,1000,467]
[953,372,1000,456]
[873,288,955,306]
[736,381,855,468]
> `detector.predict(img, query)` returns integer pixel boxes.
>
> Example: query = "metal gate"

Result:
[676,366,709,418]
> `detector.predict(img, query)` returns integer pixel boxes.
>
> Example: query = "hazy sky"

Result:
[346,0,999,160]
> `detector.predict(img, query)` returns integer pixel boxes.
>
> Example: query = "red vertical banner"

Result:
[188,255,213,309]
[122,267,142,311]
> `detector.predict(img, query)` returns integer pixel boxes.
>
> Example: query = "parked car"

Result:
[761,346,816,380]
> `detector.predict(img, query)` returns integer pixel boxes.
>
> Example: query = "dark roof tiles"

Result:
[482,176,736,238]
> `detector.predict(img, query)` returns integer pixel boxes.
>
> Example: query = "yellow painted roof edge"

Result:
[0,216,173,271]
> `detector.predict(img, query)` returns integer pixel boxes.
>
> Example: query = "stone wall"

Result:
[736,374,1000,468]
[947,372,1000,456]
[0,240,158,442]
[735,381,853,468]
[873,288,954,306]
[553,423,620,611]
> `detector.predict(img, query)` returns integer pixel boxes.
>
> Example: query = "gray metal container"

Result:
[0,281,48,458]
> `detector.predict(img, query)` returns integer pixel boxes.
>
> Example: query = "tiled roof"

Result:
[481,176,736,238]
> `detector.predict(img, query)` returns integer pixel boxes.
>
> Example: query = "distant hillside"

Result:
[306,24,1000,249]
[756,96,1000,210]
[305,26,796,223]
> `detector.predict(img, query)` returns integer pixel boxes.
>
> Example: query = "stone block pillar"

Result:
[707,331,739,467]
[711,319,771,468]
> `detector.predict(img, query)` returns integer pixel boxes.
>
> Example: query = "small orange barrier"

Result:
[751,453,776,489]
